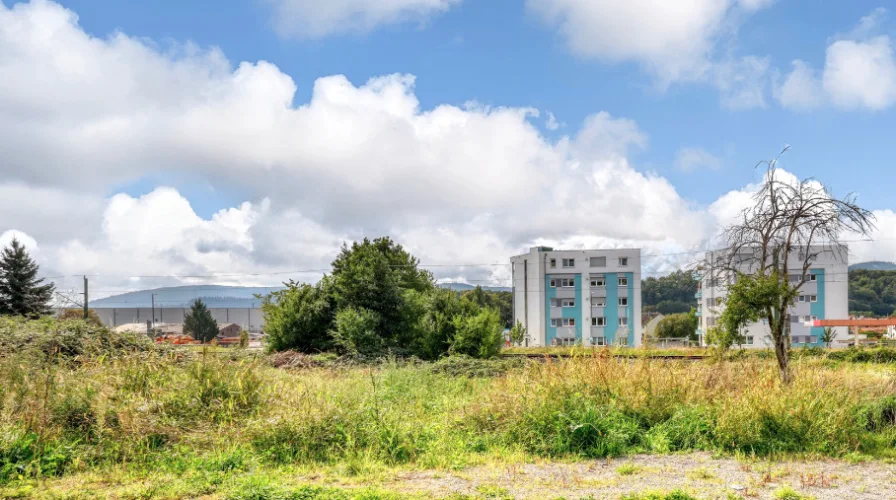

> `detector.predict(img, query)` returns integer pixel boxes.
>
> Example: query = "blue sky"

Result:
[48,0,896,211]
[2,0,896,292]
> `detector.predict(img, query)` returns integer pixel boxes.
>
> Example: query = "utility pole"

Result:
[151,293,157,330]
[83,275,88,320]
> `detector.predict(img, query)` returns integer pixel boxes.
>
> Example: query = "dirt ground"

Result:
[378,452,896,499]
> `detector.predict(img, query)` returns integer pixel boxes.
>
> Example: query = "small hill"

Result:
[850,261,896,271]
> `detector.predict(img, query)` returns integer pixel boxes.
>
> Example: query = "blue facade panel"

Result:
[809,269,826,346]
[544,274,582,344]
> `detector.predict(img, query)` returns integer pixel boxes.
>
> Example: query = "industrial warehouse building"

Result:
[697,245,849,348]
[510,247,643,347]
[54,306,266,333]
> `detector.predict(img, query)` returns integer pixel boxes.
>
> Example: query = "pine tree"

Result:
[184,299,218,343]
[0,238,55,317]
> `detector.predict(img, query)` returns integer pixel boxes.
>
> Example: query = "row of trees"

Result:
[261,237,506,359]
[642,270,700,314]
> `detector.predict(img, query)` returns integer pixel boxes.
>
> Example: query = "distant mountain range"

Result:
[90,282,510,308]
[90,285,282,308]
[849,261,896,271]
[437,282,512,292]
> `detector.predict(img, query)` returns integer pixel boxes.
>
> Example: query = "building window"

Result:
[810,295,818,303]
[593,297,607,307]
[590,257,606,267]
[549,279,556,288]
[550,318,559,327]
[618,297,628,306]
[590,277,606,287]
[809,274,817,282]
[562,258,575,268]
[619,257,629,266]
[559,278,575,288]
[809,336,818,343]
[619,317,628,327]
[799,295,806,303]
[592,317,606,326]
[564,318,575,327]
[550,298,560,307]
[618,337,628,346]
[561,299,575,308]
[550,258,556,268]
[790,315,800,323]
[706,316,716,326]
[618,277,629,287]
[591,336,606,346]
[746,336,754,345]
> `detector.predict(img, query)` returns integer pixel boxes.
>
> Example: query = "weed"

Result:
[773,485,814,500]
[615,462,642,476]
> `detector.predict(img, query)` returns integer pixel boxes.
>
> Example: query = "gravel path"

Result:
[380,453,896,499]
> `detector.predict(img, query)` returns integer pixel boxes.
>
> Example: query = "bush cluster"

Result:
[262,237,505,360]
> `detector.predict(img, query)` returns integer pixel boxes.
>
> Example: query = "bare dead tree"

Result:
[716,147,875,383]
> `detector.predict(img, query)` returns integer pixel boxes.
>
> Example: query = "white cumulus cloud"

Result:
[776,9,896,111]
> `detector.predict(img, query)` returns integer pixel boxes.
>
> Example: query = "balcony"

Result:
[695,289,702,299]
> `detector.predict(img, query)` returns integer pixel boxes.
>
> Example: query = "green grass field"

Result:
[3,319,896,499]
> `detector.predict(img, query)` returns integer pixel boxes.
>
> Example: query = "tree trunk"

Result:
[772,322,791,384]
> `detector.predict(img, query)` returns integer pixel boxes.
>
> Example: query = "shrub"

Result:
[449,308,503,359]
[0,428,73,484]
[331,307,384,358]
[262,280,334,353]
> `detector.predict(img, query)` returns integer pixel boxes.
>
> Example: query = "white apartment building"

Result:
[697,245,849,348]
[510,247,642,347]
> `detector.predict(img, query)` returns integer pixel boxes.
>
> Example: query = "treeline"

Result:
[849,269,896,317]
[641,270,699,314]
[261,237,510,359]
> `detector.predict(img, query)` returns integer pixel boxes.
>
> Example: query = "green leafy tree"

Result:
[461,287,513,327]
[261,279,334,353]
[704,326,743,351]
[450,307,504,359]
[330,237,435,353]
[509,321,527,346]
[412,288,476,360]
[331,307,383,357]
[0,238,54,317]
[184,299,219,343]
[655,313,697,341]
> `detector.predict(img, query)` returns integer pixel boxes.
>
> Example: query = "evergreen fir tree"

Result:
[0,238,55,317]
[184,299,218,343]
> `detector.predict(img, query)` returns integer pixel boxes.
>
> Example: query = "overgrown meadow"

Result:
[2,317,896,499]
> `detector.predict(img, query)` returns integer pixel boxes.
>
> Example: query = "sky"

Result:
[2,0,896,300]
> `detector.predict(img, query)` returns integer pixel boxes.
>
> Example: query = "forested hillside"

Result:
[849,269,896,316]
[641,270,699,314]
